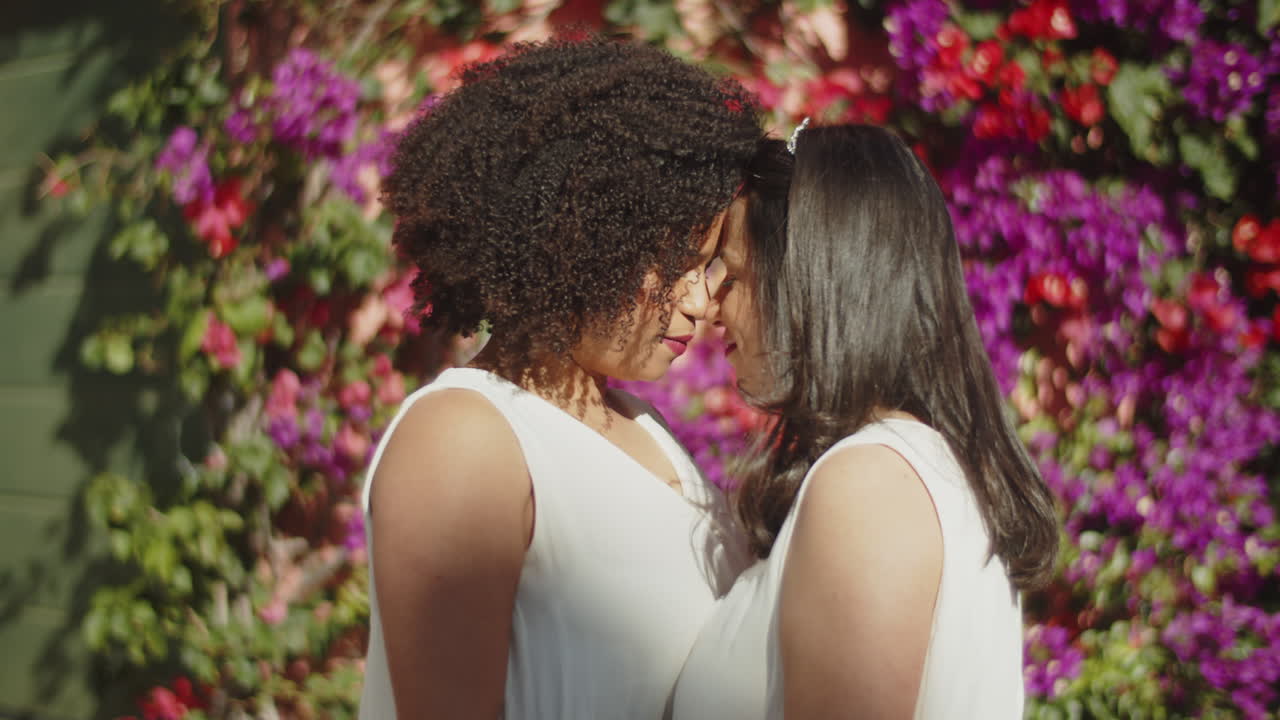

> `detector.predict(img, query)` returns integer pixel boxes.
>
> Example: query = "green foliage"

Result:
[1107,63,1174,164]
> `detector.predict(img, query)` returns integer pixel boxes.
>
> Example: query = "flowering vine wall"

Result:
[42,0,1280,717]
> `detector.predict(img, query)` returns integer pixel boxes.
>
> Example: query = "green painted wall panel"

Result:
[0,387,92,499]
[0,497,105,612]
[0,1,193,717]
[0,193,109,281]
[0,53,116,171]
[0,274,155,386]
[0,606,100,720]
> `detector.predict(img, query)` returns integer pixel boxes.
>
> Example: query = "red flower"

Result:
[850,96,894,125]
[1019,103,1053,142]
[805,68,866,115]
[1185,272,1222,314]
[1091,48,1118,86]
[1041,46,1066,72]
[1062,84,1105,127]
[1151,299,1190,353]
[946,72,983,100]
[1233,214,1262,254]
[1244,267,1280,298]
[139,687,187,720]
[973,104,1009,139]
[1008,0,1077,40]
[933,25,970,69]
[183,178,250,258]
[1239,321,1268,350]
[1247,221,1280,263]
[42,169,70,198]
[997,61,1027,90]
[1025,271,1086,309]
[969,41,1004,85]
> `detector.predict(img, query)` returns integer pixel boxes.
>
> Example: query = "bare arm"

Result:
[370,389,532,719]
[779,443,942,719]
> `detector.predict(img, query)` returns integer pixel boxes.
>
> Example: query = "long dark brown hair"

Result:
[735,125,1059,592]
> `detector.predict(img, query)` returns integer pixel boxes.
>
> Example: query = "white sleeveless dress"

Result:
[672,419,1025,719]
[358,367,747,720]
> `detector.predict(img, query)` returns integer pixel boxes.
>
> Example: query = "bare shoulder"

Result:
[370,387,530,533]
[368,388,530,717]
[797,442,937,539]
[779,442,943,717]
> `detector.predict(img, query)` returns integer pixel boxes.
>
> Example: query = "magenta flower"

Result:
[154,126,213,205]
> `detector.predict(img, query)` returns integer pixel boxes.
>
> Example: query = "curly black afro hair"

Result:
[384,36,761,380]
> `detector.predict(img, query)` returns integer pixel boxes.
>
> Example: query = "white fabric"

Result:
[358,367,746,720]
[672,419,1025,720]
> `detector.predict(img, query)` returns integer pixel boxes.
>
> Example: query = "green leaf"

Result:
[953,11,1002,40]
[262,465,293,511]
[271,309,295,348]
[109,220,169,271]
[103,333,135,374]
[341,246,385,287]
[308,266,333,295]
[180,310,211,362]
[179,363,210,402]
[485,0,522,13]
[605,0,681,39]
[219,295,271,336]
[1107,63,1172,162]
[168,506,195,537]
[297,330,328,372]
[1178,134,1238,200]
[1225,116,1259,160]
[80,334,105,370]
[142,539,178,580]
[109,529,132,560]
[1260,0,1280,33]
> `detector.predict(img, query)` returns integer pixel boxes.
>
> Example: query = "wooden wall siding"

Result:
[1,4,189,719]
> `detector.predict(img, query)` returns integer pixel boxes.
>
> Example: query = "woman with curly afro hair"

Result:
[358,37,762,719]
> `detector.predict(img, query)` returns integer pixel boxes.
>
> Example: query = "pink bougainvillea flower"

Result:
[382,268,424,334]
[41,169,70,198]
[338,380,371,410]
[266,369,301,419]
[347,292,390,347]
[139,686,187,720]
[335,422,370,463]
[377,370,407,407]
[258,599,286,625]
[183,178,250,259]
[200,316,241,370]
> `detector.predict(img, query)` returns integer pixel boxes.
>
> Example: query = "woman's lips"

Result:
[724,342,738,356]
[663,335,692,357]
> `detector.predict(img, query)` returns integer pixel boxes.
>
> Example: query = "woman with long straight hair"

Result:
[673,125,1060,719]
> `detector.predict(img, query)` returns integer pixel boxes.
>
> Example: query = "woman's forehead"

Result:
[717,197,750,266]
